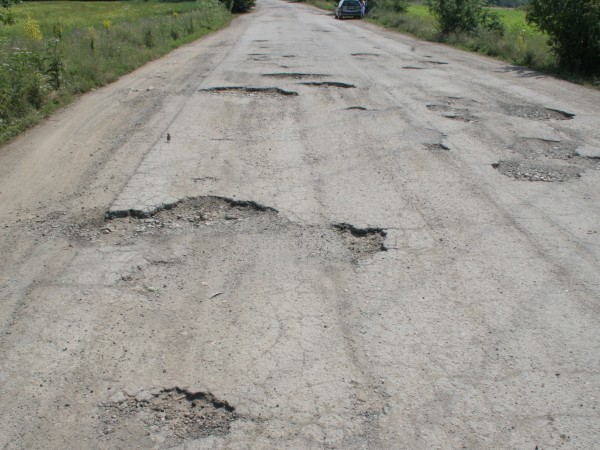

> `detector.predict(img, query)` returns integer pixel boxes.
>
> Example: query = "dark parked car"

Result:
[335,0,363,19]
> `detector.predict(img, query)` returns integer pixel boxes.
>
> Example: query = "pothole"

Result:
[501,103,575,120]
[514,137,579,160]
[346,106,368,110]
[426,104,475,122]
[106,195,277,222]
[351,53,380,57]
[492,160,581,182]
[425,143,450,151]
[300,81,356,89]
[425,60,449,65]
[99,387,237,446]
[199,86,298,97]
[262,72,329,79]
[333,223,387,259]
[403,66,425,70]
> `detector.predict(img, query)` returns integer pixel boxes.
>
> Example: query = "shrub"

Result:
[219,0,235,11]
[427,0,484,33]
[231,0,255,13]
[526,0,600,74]
[480,9,505,35]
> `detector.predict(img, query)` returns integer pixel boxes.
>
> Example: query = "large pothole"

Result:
[513,137,579,160]
[199,86,298,97]
[99,387,237,446]
[500,103,575,120]
[492,160,581,182]
[426,104,476,122]
[333,223,387,260]
[106,196,277,232]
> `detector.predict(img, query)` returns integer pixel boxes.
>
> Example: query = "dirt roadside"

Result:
[1,0,599,448]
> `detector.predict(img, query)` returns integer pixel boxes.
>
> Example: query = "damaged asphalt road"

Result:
[1,0,600,448]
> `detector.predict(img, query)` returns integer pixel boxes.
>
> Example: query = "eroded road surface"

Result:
[1,0,600,448]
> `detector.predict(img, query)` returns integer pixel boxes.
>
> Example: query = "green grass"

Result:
[5,1,210,36]
[488,6,536,33]
[0,0,231,144]
[365,3,563,74]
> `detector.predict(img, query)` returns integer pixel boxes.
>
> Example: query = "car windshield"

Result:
[344,1,360,5]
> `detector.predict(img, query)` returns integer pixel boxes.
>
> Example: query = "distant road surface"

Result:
[1,0,599,448]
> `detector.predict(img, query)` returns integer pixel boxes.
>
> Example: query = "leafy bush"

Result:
[219,0,235,11]
[232,0,255,13]
[480,9,504,35]
[526,0,600,74]
[427,0,484,33]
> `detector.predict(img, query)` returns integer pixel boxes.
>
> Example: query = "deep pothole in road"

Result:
[99,387,237,446]
[107,195,277,223]
[300,81,356,89]
[500,103,575,120]
[199,86,298,97]
[514,137,579,160]
[425,143,450,151]
[492,160,582,182]
[262,72,329,79]
[24,197,391,266]
[346,106,368,111]
[427,104,476,122]
[333,223,387,260]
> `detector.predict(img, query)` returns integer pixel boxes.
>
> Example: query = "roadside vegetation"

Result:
[0,0,237,145]
[299,0,599,86]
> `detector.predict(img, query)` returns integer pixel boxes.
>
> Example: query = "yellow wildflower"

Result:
[24,16,43,41]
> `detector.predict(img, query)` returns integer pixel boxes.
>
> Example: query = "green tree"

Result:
[526,0,600,74]
[427,0,484,33]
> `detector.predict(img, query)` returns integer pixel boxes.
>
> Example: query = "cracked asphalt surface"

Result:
[1,0,600,448]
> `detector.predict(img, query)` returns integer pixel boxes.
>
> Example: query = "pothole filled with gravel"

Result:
[492,160,581,182]
[199,86,298,97]
[513,137,579,160]
[426,104,476,122]
[333,223,387,260]
[501,103,575,120]
[99,387,237,446]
